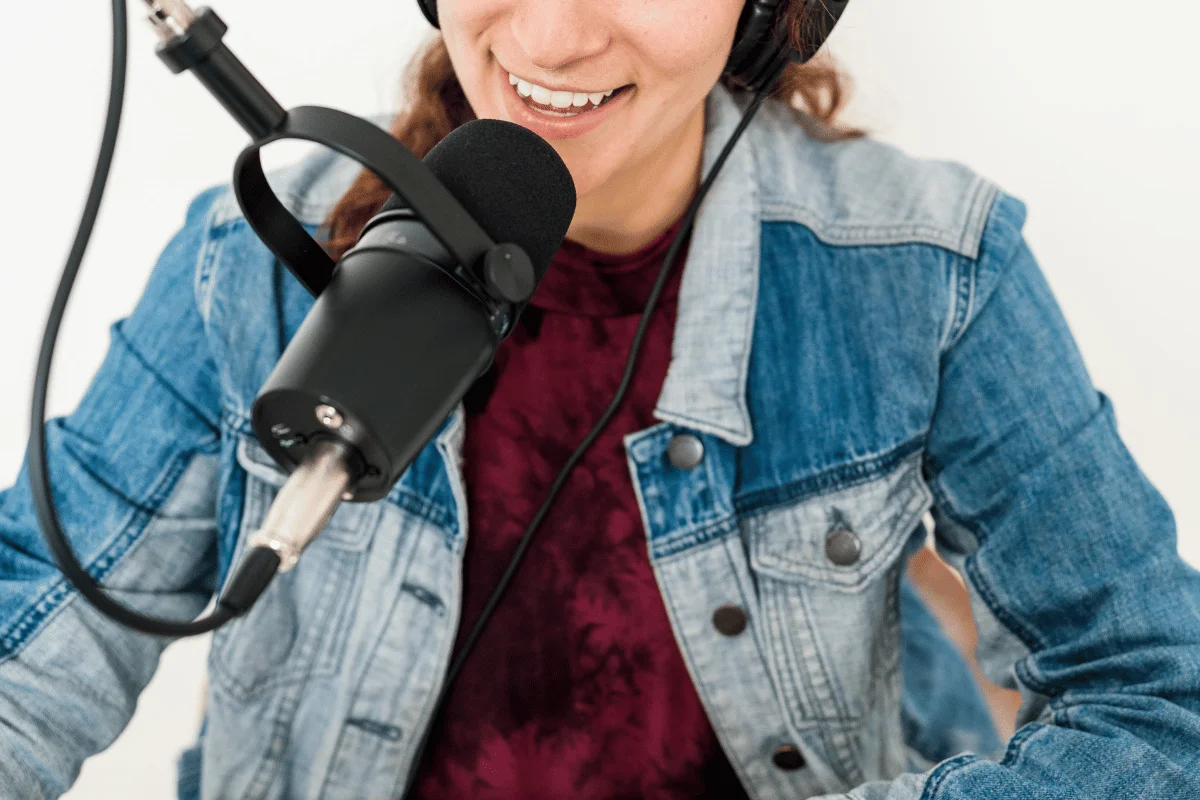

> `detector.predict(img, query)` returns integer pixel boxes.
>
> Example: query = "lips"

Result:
[520,85,633,115]
[498,59,634,140]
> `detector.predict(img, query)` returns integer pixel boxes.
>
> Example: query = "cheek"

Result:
[438,0,509,27]
[624,0,743,80]
[438,0,510,61]
[436,10,495,108]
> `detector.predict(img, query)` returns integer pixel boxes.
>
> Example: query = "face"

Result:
[438,0,746,235]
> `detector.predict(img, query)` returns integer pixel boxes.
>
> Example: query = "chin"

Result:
[555,154,605,199]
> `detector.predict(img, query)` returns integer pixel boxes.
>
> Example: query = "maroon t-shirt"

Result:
[409,212,749,799]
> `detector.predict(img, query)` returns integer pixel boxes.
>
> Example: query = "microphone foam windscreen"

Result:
[384,119,576,281]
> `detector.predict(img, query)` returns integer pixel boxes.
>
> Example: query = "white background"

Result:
[1,0,1197,797]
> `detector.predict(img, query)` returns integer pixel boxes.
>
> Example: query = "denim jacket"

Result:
[2,81,1197,800]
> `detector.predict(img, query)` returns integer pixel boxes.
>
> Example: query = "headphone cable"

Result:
[397,62,787,798]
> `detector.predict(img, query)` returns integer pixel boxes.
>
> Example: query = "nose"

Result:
[511,0,610,73]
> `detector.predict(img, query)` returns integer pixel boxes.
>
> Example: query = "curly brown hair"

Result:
[318,3,866,261]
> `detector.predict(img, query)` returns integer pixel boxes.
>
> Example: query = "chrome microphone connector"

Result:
[143,0,198,43]
[247,438,359,573]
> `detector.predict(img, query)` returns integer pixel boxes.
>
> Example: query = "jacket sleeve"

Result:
[0,185,228,798]
[828,190,1200,800]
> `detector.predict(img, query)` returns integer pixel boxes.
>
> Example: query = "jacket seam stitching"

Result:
[110,325,221,440]
[924,395,1117,695]
[936,254,960,356]
[654,408,750,446]
[999,719,1045,764]
[963,552,1053,668]
[734,174,761,447]
[650,516,740,561]
[796,577,858,727]
[759,204,978,255]
[656,556,760,791]
[734,434,926,517]
[939,201,1028,359]
[0,448,195,659]
[919,752,981,800]
[957,177,999,259]
[924,481,1051,661]
[940,254,975,356]
[194,191,225,330]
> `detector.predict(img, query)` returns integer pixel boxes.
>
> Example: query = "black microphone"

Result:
[244,119,575,570]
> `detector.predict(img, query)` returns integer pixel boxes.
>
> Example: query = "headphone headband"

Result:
[415,0,849,94]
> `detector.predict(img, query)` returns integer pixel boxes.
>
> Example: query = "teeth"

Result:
[507,70,621,108]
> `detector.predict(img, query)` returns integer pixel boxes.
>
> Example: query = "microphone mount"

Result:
[146,2,536,304]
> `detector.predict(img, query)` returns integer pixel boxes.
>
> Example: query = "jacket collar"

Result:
[653,81,760,447]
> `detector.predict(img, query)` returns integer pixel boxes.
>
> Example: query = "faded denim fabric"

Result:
[1,81,1197,799]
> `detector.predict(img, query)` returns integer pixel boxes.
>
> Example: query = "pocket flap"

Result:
[748,455,931,591]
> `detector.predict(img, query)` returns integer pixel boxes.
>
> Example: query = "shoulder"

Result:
[749,99,1022,262]
[747,99,1034,355]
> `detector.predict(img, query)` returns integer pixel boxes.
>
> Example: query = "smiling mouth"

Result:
[498,53,637,117]
[517,84,633,116]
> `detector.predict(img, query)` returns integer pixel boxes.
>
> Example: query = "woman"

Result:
[1,0,1197,797]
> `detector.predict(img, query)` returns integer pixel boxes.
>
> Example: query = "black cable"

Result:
[29,0,782,754]
[398,63,788,798]
[26,0,273,637]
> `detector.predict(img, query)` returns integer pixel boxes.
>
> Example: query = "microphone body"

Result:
[252,214,498,502]
[249,119,576,506]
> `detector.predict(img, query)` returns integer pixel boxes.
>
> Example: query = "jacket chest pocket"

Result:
[209,435,381,704]
[743,454,931,730]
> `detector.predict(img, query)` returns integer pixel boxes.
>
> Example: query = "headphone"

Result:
[415,0,850,95]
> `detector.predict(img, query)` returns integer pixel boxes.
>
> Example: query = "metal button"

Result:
[667,433,704,470]
[711,605,747,636]
[771,744,806,771]
[824,527,861,566]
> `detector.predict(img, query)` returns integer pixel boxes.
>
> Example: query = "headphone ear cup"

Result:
[724,0,852,93]
[722,0,795,93]
[418,0,439,28]
[724,0,782,79]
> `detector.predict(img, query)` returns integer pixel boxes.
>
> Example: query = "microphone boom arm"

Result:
[147,1,518,299]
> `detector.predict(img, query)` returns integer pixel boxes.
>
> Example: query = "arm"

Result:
[0,186,227,797]
[831,191,1200,799]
